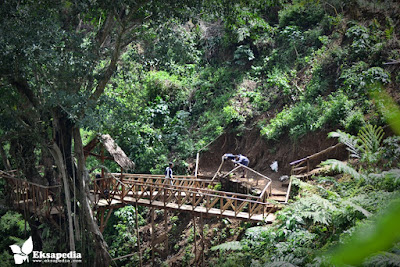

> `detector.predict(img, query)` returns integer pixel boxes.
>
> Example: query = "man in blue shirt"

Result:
[233,154,249,178]
[222,153,236,161]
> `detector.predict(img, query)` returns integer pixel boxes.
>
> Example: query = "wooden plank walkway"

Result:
[1,171,279,223]
[96,195,276,222]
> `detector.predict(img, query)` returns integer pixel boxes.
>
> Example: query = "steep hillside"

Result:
[198,126,347,176]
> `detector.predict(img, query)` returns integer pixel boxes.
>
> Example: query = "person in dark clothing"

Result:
[233,154,249,166]
[233,154,249,178]
[165,162,174,185]
[222,153,237,161]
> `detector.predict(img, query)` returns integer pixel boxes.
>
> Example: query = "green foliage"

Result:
[342,108,366,135]
[277,194,337,229]
[211,241,243,251]
[380,137,400,168]
[223,105,246,124]
[266,68,292,96]
[364,251,400,267]
[103,206,146,265]
[358,124,385,165]
[234,45,255,65]
[340,63,390,98]
[371,90,400,136]
[315,92,355,128]
[328,197,400,266]
[328,130,361,158]
[260,102,320,140]
[278,2,325,30]
[0,211,29,264]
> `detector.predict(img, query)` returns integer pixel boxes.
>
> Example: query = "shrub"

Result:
[279,2,325,30]
[342,108,366,135]
[340,63,390,99]
[260,102,320,141]
[223,105,246,124]
[345,24,371,57]
[316,92,355,129]
[234,45,255,65]
[266,68,292,96]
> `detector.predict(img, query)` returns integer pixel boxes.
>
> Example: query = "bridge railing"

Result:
[0,171,62,217]
[94,174,274,220]
[290,143,344,176]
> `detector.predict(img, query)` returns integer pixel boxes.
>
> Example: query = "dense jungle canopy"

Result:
[0,0,400,266]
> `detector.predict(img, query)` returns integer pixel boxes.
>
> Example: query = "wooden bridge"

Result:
[0,170,278,227]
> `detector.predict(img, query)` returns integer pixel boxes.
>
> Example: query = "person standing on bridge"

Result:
[233,154,249,178]
[165,162,174,185]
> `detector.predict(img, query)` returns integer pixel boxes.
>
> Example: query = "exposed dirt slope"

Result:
[198,126,348,190]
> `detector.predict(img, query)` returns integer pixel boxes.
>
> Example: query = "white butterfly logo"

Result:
[9,236,33,264]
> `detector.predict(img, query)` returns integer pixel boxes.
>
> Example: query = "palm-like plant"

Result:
[328,124,384,168]
[328,130,360,159]
[358,124,385,165]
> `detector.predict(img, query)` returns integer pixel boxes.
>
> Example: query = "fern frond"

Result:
[268,254,303,266]
[279,194,336,226]
[321,159,365,180]
[265,261,298,267]
[364,252,400,267]
[358,124,384,154]
[211,241,243,252]
[342,200,372,218]
[328,130,360,158]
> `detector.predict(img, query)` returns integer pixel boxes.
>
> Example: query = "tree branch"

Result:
[9,77,40,108]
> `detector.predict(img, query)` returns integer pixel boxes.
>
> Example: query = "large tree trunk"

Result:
[73,127,112,266]
[49,142,76,255]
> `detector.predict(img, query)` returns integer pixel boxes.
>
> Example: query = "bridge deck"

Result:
[1,171,279,223]
[96,196,276,222]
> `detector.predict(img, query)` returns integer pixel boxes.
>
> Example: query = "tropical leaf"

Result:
[364,251,400,267]
[358,124,384,154]
[328,198,400,266]
[328,130,360,158]
[211,241,243,251]
[321,159,365,180]
[265,261,298,267]
[267,254,303,266]
[342,200,372,218]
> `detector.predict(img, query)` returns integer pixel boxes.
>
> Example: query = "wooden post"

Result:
[101,147,105,178]
[164,210,169,258]
[200,213,205,267]
[102,208,113,233]
[120,167,125,199]
[193,214,197,263]
[135,202,142,267]
[195,152,200,178]
[151,208,155,265]
[100,208,105,232]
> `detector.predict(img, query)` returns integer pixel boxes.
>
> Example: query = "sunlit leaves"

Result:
[328,197,400,266]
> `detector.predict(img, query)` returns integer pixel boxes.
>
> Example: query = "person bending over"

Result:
[233,154,249,178]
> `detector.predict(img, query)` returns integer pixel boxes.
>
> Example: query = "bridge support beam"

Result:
[151,208,155,266]
[200,213,205,267]
[135,202,142,267]
[164,209,169,257]
[151,207,169,264]
[193,214,197,263]
[192,213,206,266]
